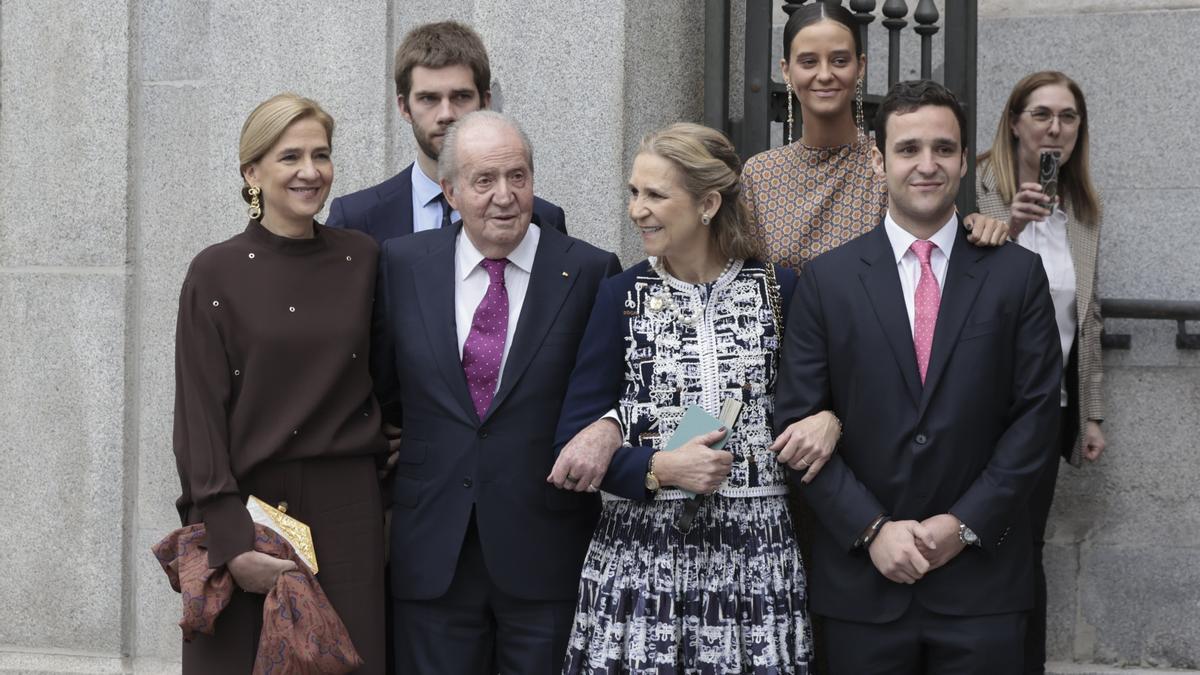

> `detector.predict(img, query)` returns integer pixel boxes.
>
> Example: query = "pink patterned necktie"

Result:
[462,258,510,418]
[910,240,941,384]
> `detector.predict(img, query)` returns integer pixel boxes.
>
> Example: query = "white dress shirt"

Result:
[1016,208,1077,406]
[454,224,541,395]
[883,211,958,336]
[411,161,460,233]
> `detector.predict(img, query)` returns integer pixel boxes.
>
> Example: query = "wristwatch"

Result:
[958,522,980,547]
[644,452,661,492]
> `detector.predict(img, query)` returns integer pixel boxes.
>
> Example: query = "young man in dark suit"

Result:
[326,21,565,241]
[371,110,619,674]
[774,80,1063,674]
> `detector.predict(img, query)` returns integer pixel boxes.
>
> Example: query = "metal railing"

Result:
[1101,299,1200,350]
[704,0,979,214]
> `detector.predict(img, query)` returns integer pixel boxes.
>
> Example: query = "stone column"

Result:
[0,1,132,673]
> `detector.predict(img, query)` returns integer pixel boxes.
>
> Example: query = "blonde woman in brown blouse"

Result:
[742,3,1008,273]
[172,93,387,673]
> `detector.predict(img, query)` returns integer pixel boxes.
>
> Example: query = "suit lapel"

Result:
[372,165,416,241]
[411,227,477,423]
[917,221,989,417]
[858,223,922,407]
[485,228,579,421]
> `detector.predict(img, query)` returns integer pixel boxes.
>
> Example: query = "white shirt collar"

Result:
[883,210,959,265]
[411,161,443,208]
[456,223,542,281]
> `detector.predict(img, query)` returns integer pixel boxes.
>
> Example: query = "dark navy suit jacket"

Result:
[326,163,567,243]
[371,224,620,602]
[774,219,1062,624]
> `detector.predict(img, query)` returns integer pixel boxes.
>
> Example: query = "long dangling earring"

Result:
[855,77,865,142]
[785,80,795,145]
[247,186,262,220]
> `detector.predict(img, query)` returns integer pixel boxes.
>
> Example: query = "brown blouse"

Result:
[742,136,886,272]
[172,220,387,567]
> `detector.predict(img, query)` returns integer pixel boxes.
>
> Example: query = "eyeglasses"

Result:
[1021,108,1081,128]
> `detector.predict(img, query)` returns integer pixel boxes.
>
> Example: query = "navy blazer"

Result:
[553,260,797,500]
[326,163,567,243]
[371,224,620,602]
[774,218,1062,623]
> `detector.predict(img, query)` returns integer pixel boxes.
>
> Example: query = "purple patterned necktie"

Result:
[462,258,510,418]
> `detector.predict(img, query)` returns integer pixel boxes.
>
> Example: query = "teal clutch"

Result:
[663,400,743,499]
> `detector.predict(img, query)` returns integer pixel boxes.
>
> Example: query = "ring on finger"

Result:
[798,458,811,468]
[565,475,579,484]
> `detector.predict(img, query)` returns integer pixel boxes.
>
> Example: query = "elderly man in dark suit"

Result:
[371,110,620,675]
[326,20,565,241]
[775,80,1063,674]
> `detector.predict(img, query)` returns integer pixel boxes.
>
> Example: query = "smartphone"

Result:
[1038,149,1061,213]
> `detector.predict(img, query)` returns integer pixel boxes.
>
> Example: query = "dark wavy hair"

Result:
[393,21,491,100]
[874,80,967,155]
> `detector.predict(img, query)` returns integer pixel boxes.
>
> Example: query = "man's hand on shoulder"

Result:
[547,417,623,492]
[916,513,968,571]
[868,520,934,585]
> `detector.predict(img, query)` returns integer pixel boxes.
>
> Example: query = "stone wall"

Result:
[0,1,1196,672]
[977,8,1200,670]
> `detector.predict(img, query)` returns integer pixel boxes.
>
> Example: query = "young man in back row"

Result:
[327,20,566,240]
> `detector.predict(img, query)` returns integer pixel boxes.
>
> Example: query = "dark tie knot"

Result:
[434,193,452,229]
[910,239,938,265]
[480,258,509,284]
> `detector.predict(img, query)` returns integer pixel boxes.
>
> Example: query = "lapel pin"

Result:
[561,271,570,277]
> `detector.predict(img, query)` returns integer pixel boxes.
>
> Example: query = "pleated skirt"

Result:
[563,495,812,675]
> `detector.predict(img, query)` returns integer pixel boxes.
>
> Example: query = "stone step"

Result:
[1048,662,1200,675]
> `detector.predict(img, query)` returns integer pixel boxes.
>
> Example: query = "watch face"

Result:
[644,473,660,491]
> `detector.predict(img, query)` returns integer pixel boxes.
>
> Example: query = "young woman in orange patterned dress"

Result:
[742,4,1007,272]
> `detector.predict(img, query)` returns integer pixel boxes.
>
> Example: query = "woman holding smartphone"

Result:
[976,70,1107,675]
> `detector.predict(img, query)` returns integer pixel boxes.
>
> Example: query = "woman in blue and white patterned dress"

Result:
[550,123,841,674]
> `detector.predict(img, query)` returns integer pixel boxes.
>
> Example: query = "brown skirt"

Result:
[182,455,385,674]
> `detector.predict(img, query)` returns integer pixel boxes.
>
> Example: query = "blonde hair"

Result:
[637,123,764,262]
[978,71,1101,225]
[238,93,335,205]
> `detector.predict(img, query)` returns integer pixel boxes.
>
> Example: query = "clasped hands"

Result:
[868,513,967,585]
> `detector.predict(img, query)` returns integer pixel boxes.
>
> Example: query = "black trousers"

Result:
[1025,406,1076,674]
[392,513,575,675]
[823,601,1027,675]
